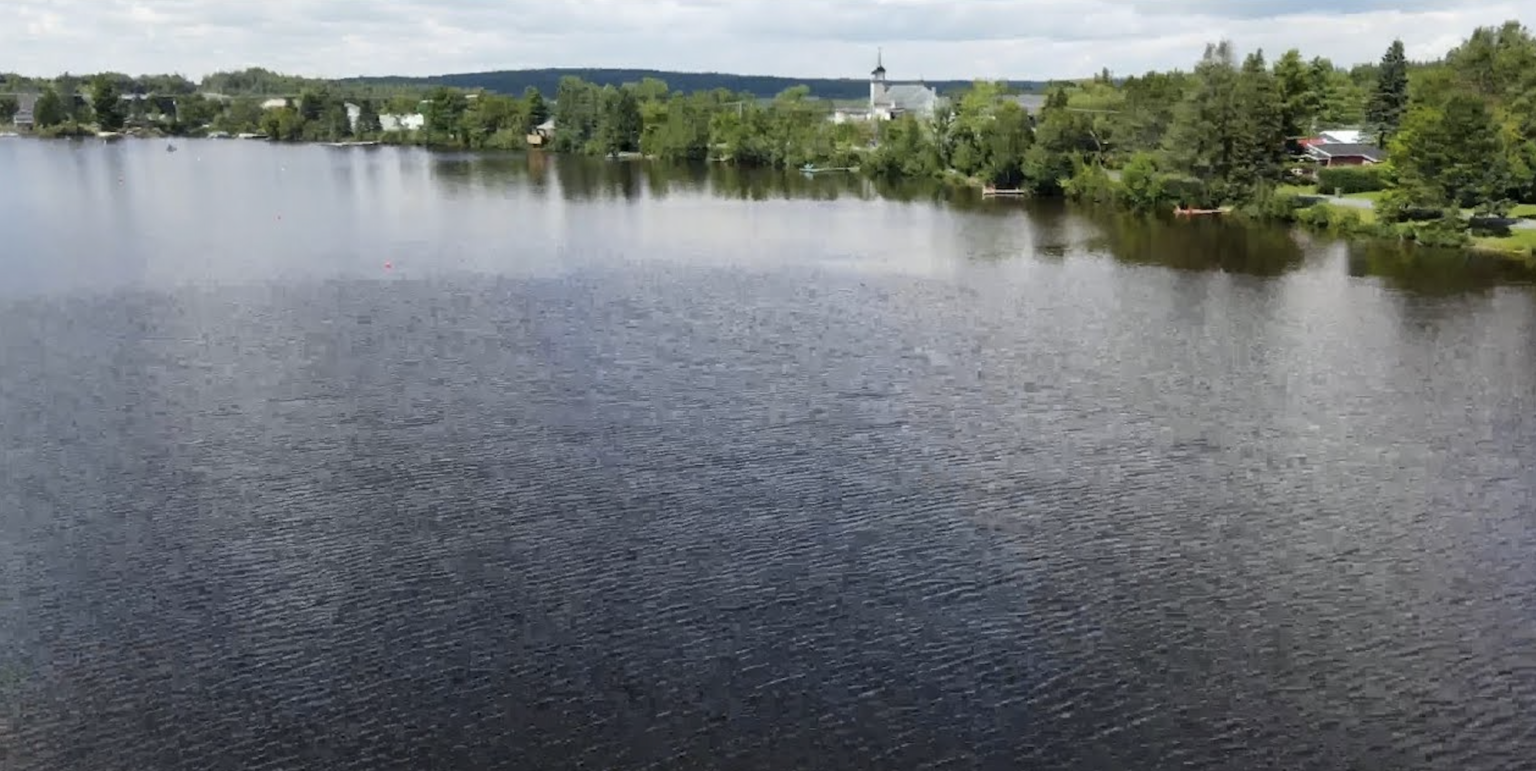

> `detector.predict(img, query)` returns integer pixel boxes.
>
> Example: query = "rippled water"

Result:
[2,139,1536,770]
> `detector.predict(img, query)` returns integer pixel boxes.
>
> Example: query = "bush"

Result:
[1063,161,1117,204]
[1403,213,1471,248]
[1294,203,1375,236]
[1317,165,1390,195]
[1239,187,1307,222]
[1160,174,1220,209]
[1118,153,1171,212]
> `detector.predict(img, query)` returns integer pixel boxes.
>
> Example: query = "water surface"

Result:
[2,139,1535,770]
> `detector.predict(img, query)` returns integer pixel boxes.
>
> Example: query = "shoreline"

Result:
[10,131,1536,266]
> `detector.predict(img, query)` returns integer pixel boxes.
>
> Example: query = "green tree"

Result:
[172,93,222,131]
[1233,50,1287,188]
[1118,152,1167,211]
[1164,41,1242,202]
[54,74,85,121]
[1366,40,1409,145]
[318,101,352,140]
[355,99,382,134]
[422,87,469,144]
[523,86,549,133]
[0,95,16,124]
[598,87,642,156]
[297,87,328,122]
[553,76,601,151]
[214,97,264,133]
[1274,49,1322,139]
[1390,92,1507,210]
[979,100,1034,186]
[89,75,126,130]
[34,88,66,128]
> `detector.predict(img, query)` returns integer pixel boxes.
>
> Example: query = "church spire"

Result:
[872,47,886,80]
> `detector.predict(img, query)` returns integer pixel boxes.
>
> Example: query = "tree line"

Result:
[4,21,1534,251]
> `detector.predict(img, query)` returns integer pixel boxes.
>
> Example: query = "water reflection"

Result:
[1348,241,1536,295]
[1078,207,1307,276]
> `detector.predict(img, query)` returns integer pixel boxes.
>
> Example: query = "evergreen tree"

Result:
[1366,40,1409,145]
[1233,50,1287,188]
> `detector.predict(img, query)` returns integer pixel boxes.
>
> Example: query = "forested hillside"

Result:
[335,68,1049,99]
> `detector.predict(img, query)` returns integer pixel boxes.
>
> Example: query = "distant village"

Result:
[1,53,1385,167]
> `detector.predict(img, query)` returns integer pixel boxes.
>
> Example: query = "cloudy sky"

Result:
[5,0,1533,81]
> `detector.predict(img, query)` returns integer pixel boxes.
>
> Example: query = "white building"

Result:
[379,113,424,132]
[832,51,943,123]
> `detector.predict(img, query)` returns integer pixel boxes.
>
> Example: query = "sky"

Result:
[5,0,1535,81]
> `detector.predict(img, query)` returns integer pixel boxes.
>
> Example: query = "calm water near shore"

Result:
[2,138,1535,770]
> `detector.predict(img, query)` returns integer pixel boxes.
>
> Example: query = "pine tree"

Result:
[1164,42,1241,202]
[1366,40,1409,145]
[1233,50,1287,188]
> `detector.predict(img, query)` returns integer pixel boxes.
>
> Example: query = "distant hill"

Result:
[338,68,1051,99]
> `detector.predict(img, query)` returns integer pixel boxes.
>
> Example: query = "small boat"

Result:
[166,144,178,153]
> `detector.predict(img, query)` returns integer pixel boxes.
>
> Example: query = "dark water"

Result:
[3,139,1536,770]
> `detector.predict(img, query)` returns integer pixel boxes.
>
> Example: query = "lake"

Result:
[2,138,1534,771]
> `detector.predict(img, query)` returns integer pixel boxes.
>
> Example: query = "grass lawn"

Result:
[1473,228,1536,257]
[1277,183,1318,196]
[1315,201,1377,224]
[1510,203,1536,219]
[1341,190,1386,202]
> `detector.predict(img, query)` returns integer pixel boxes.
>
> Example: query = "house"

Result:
[1304,142,1385,166]
[526,118,555,146]
[260,97,290,110]
[378,113,424,132]
[12,93,37,130]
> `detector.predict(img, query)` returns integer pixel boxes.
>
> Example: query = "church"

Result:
[832,51,943,123]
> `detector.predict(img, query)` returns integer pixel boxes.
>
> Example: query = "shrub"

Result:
[1317,165,1390,195]
[1404,213,1472,248]
[1063,161,1117,204]
[1160,174,1220,209]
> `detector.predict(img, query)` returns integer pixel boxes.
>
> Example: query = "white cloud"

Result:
[1,0,1532,81]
